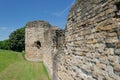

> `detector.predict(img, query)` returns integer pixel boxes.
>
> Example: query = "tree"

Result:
[0,40,9,50]
[8,27,25,52]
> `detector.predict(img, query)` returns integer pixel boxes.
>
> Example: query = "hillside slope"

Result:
[0,49,50,80]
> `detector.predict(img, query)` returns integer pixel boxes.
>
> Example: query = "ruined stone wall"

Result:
[25,20,51,62]
[52,29,65,80]
[43,27,60,78]
[43,27,53,77]
[54,0,120,80]
[25,0,120,80]
[25,20,64,79]
[43,28,65,80]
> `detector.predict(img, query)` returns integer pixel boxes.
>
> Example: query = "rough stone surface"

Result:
[25,20,64,79]
[25,0,120,80]
[25,20,51,62]
[58,0,120,80]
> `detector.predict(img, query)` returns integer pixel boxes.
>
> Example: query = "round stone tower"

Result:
[25,20,51,62]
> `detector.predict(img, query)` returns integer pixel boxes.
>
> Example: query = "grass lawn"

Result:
[0,49,50,80]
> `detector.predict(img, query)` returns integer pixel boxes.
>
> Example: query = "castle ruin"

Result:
[25,0,120,80]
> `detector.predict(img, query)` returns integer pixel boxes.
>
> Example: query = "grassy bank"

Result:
[0,49,50,80]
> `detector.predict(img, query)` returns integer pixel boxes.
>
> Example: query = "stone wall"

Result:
[43,26,61,77]
[54,0,120,80]
[25,0,120,80]
[43,27,65,79]
[25,20,51,62]
[25,20,64,79]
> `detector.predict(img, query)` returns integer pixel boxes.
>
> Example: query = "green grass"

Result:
[0,49,19,72]
[0,49,50,80]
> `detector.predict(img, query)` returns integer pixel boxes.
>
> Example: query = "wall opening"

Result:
[116,2,120,10]
[34,41,41,49]
[114,2,120,18]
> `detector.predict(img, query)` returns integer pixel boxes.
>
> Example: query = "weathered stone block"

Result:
[115,49,120,55]
[117,30,120,36]
[96,25,110,31]
[105,36,119,43]
[106,65,120,80]
[86,39,97,44]
[107,32,117,37]
[117,41,120,48]
[99,56,109,65]
[114,65,120,72]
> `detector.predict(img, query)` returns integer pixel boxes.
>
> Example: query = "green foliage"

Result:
[21,50,25,60]
[0,27,25,52]
[0,40,9,50]
[77,0,80,2]
[8,27,25,52]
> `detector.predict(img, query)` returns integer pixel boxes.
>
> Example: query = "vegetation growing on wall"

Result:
[77,0,80,2]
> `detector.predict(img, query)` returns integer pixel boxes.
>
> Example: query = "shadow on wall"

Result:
[52,49,65,80]
[53,52,59,80]
[52,30,65,80]
[114,2,120,18]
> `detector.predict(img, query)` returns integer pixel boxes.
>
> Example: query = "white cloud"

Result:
[52,0,75,17]
[0,27,8,30]
[0,27,14,32]
[52,6,70,17]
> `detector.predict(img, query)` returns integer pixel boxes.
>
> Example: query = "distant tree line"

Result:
[0,27,25,52]
[0,40,9,50]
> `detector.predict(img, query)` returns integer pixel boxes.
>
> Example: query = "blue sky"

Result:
[0,0,75,40]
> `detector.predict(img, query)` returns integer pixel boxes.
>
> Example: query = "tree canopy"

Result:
[8,27,25,52]
[0,27,25,52]
[0,40,9,50]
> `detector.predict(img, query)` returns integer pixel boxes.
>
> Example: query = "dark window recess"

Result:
[34,41,41,49]
[114,2,120,18]
[105,43,116,48]
[116,2,120,10]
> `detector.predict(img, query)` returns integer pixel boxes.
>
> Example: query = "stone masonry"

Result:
[25,0,120,80]
[25,20,51,61]
[25,20,64,78]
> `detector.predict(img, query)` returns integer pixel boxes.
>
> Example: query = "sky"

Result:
[0,0,75,41]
